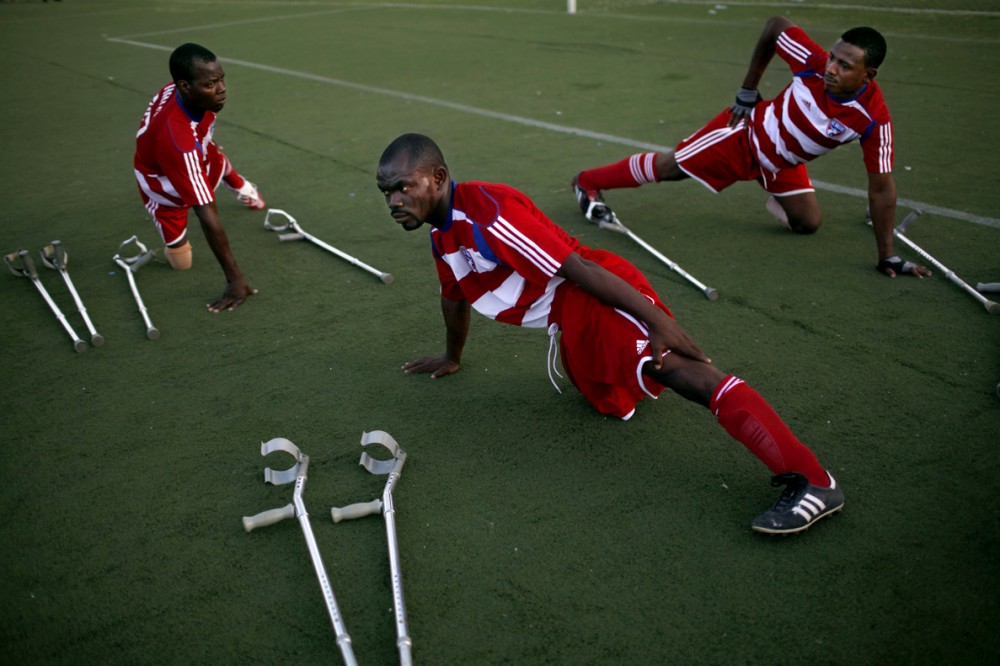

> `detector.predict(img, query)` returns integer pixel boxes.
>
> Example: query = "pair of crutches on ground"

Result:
[608,203,1000,314]
[594,204,1000,312]
[243,431,411,666]
[4,241,104,352]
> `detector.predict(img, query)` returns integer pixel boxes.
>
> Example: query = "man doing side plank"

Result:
[377,133,845,535]
[573,17,930,279]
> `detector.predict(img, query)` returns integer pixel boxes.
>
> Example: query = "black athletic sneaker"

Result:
[572,174,613,223]
[751,472,844,535]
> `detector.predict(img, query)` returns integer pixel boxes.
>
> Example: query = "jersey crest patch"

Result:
[826,119,847,138]
[460,247,478,272]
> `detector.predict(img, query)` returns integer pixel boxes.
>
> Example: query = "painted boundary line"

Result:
[156,1,1000,19]
[107,35,1000,230]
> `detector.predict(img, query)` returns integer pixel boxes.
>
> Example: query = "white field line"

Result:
[107,26,1000,230]
[150,1,1000,20]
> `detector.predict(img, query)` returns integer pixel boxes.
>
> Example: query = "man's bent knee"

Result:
[787,213,822,235]
[646,354,725,407]
[165,240,193,270]
[773,195,823,234]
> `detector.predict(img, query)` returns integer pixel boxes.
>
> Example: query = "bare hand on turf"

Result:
[207,277,257,313]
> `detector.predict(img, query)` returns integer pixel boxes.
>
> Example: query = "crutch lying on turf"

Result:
[112,236,160,340]
[264,208,394,285]
[40,240,104,347]
[243,438,358,666]
[890,211,1000,315]
[976,282,1000,294]
[593,212,719,301]
[5,249,88,353]
[332,431,412,666]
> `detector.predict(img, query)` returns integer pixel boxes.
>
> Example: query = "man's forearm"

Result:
[739,16,793,90]
[559,255,670,331]
[868,173,898,260]
[441,295,470,363]
[194,202,243,282]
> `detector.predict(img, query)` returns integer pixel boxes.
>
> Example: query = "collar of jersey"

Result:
[175,89,206,123]
[827,81,868,104]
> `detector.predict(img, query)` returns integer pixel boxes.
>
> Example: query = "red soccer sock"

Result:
[710,376,829,487]
[223,170,245,190]
[577,153,659,191]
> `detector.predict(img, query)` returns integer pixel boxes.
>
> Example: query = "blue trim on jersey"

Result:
[430,231,443,260]
[431,182,458,259]
[797,70,870,105]
[434,181,502,265]
[859,120,877,143]
[826,82,868,104]
[174,90,207,155]
[472,223,500,265]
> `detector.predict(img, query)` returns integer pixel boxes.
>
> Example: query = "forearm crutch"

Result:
[40,241,104,347]
[892,212,1000,315]
[332,431,412,666]
[5,248,88,352]
[243,438,358,666]
[595,213,719,300]
[112,236,160,340]
[264,208,394,284]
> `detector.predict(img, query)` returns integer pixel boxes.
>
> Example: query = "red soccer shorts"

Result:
[674,108,814,196]
[550,249,674,420]
[142,143,228,246]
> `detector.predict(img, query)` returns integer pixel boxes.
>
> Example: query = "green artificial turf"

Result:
[1,1,997,664]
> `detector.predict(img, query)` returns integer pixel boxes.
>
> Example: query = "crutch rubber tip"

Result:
[73,340,89,353]
[987,301,1000,316]
[704,288,719,301]
[91,334,106,348]
[380,273,394,285]
[146,327,160,341]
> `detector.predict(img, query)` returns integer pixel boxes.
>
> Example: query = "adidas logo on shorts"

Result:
[636,339,649,355]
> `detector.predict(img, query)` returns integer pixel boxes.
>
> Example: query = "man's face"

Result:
[824,39,874,100]
[376,155,446,232]
[178,58,227,114]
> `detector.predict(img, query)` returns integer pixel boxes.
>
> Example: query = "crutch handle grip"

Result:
[242,503,296,532]
[277,232,306,242]
[331,500,382,523]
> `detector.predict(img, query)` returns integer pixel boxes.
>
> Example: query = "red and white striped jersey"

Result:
[750,27,893,175]
[133,83,217,209]
[431,182,579,328]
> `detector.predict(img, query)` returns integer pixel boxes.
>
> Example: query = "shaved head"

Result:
[378,133,447,173]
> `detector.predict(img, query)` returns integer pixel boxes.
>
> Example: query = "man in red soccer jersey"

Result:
[134,43,264,312]
[573,16,930,279]
[377,133,844,535]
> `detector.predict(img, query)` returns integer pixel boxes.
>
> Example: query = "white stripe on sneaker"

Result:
[791,493,827,521]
